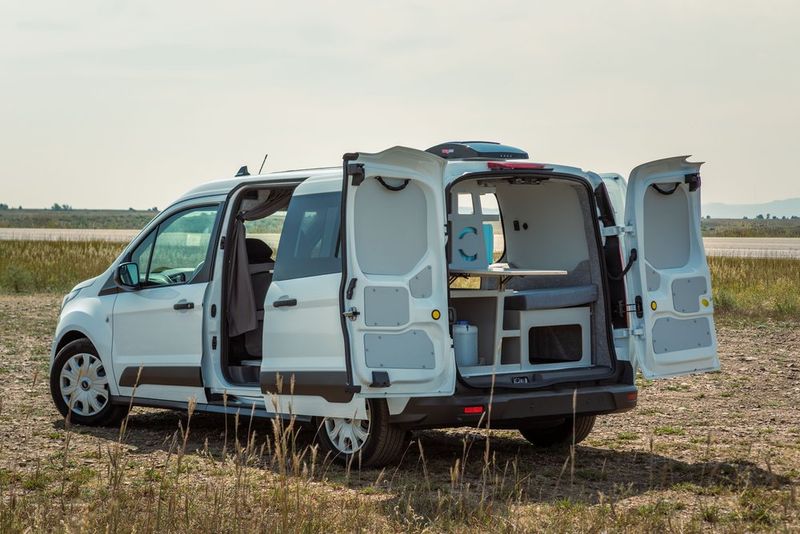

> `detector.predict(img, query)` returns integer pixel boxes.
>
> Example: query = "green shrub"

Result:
[0,264,35,292]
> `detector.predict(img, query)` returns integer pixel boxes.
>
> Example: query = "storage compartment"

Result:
[529,324,583,364]
[505,307,591,369]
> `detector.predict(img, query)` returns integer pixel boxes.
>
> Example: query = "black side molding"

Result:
[260,371,355,403]
[119,366,203,388]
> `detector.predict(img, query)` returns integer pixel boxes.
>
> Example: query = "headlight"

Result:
[61,288,81,311]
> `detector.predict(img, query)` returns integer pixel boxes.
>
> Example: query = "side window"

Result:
[479,193,503,262]
[273,192,341,281]
[244,210,285,259]
[131,205,221,287]
[129,231,156,284]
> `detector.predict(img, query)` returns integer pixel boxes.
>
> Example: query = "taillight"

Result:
[487,161,547,170]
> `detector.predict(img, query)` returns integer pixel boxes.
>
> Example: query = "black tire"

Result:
[315,399,408,468]
[518,415,596,448]
[50,339,128,427]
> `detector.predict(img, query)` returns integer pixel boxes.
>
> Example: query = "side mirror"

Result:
[115,262,140,290]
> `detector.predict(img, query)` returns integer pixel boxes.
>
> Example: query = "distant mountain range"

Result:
[703,198,800,219]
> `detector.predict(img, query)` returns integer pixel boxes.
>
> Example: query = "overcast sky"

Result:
[1,1,798,209]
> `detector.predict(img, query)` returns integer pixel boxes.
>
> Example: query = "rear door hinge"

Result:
[622,295,644,318]
[343,306,360,320]
[615,328,644,339]
[601,225,634,237]
[684,173,701,192]
[347,163,365,186]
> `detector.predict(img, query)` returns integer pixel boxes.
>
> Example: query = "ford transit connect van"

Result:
[50,142,719,466]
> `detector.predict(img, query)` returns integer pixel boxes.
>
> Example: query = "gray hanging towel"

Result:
[227,188,293,337]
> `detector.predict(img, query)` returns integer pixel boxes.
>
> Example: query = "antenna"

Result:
[258,153,269,174]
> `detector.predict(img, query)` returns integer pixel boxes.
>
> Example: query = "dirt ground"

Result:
[0,294,798,531]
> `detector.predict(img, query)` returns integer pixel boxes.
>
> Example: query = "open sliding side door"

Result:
[341,147,456,397]
[624,156,719,379]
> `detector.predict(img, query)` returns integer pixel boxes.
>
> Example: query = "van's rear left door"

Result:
[341,147,455,397]
[624,156,719,378]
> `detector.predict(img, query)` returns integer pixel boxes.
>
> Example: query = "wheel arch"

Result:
[55,330,92,355]
[51,325,120,397]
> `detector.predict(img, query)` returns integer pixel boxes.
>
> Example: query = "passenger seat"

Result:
[244,238,274,357]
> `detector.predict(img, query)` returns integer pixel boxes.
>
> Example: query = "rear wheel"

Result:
[316,399,408,467]
[518,415,596,448]
[50,339,128,427]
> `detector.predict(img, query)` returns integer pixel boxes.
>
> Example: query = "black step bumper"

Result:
[389,384,638,429]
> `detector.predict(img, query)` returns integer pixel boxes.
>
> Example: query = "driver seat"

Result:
[244,238,274,357]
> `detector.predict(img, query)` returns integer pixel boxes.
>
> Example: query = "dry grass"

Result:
[0,295,798,532]
[0,241,799,530]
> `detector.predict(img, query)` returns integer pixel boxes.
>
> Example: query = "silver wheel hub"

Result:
[323,405,371,454]
[60,353,109,417]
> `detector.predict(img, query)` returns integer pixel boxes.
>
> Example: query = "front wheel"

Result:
[315,399,408,467]
[518,415,596,448]
[50,339,128,427]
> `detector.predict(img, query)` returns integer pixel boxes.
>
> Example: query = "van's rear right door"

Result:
[624,156,719,379]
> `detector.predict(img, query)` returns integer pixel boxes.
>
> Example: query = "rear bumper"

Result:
[389,384,638,429]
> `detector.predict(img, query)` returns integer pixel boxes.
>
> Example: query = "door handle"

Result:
[173,301,195,310]
[273,298,297,308]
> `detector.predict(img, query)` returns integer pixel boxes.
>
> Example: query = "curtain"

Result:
[227,188,293,337]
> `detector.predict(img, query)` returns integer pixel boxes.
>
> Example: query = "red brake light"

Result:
[487,161,547,170]
[463,405,484,415]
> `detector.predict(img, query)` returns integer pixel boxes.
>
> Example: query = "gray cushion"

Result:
[504,284,598,311]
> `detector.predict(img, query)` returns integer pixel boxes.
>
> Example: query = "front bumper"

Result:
[389,383,638,429]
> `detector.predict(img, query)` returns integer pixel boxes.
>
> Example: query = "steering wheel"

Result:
[146,272,172,285]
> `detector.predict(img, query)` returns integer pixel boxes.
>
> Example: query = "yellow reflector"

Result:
[701,298,710,307]
[431,309,441,320]
[650,301,657,311]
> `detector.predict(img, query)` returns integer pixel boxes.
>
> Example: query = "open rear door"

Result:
[624,156,719,379]
[341,147,455,397]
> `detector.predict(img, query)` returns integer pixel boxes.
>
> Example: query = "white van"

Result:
[49,142,719,466]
